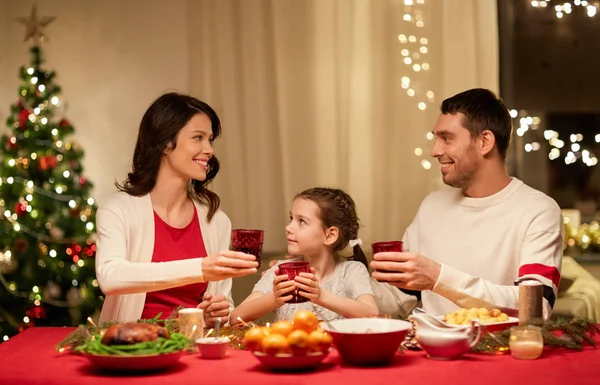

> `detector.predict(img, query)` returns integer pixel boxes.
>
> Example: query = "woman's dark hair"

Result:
[294,187,368,269]
[116,92,221,220]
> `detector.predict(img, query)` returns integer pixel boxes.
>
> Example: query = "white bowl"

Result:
[196,337,230,359]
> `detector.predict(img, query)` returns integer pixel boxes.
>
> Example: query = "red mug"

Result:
[278,261,311,304]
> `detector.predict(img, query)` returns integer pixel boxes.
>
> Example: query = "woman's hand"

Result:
[201,250,258,281]
[197,292,230,327]
[294,267,321,303]
[272,268,295,306]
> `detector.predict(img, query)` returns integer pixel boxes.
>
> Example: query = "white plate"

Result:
[437,316,518,332]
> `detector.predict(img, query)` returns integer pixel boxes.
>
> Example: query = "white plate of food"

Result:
[439,308,518,332]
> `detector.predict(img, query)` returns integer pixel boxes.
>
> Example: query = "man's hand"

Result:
[370,252,441,291]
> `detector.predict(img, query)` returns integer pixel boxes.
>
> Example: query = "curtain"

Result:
[187,0,498,252]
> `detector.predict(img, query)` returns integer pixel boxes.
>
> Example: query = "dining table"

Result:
[1,327,599,385]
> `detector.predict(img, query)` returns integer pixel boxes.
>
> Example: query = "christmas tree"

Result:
[0,5,103,342]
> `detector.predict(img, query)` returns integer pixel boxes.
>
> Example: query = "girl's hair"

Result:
[116,92,222,220]
[294,187,368,269]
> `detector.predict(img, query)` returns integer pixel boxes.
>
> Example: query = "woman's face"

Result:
[162,113,215,182]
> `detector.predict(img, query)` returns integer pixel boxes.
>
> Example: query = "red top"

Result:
[141,205,209,320]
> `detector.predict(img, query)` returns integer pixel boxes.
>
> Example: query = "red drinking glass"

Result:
[278,261,311,304]
[371,241,403,254]
[371,241,403,281]
[231,229,264,269]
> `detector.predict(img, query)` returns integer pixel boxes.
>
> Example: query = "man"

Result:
[372,88,563,318]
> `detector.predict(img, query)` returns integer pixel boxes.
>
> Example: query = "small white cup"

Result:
[196,337,230,359]
[179,308,204,341]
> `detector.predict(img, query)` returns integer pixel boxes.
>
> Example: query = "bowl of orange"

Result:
[244,310,333,371]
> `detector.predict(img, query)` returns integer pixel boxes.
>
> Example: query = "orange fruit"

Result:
[244,327,268,352]
[292,310,319,333]
[307,330,332,353]
[261,333,290,356]
[269,321,294,337]
[287,329,310,355]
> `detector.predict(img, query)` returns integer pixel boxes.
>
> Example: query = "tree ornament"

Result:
[15,4,56,44]
[18,108,30,129]
[44,282,62,300]
[49,226,65,240]
[38,155,57,170]
[14,201,27,217]
[0,250,19,274]
[13,238,29,253]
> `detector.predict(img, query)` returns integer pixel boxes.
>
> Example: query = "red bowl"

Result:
[320,318,412,366]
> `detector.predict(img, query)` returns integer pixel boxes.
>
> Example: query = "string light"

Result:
[0,270,83,308]
[514,110,598,166]
[400,0,437,169]
[413,107,598,168]
[531,1,598,18]
[0,176,90,202]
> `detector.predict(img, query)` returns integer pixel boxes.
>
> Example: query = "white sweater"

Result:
[404,178,563,317]
[95,192,234,323]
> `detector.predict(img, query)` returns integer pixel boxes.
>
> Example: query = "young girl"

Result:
[95,93,258,327]
[231,188,379,323]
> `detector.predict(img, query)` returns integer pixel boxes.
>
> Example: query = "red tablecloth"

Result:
[1,327,599,385]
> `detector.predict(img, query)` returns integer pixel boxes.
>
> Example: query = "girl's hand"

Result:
[272,268,295,306]
[294,267,321,303]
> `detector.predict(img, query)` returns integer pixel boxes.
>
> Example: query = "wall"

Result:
[0,0,189,201]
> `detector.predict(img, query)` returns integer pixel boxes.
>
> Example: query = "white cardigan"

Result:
[95,192,234,323]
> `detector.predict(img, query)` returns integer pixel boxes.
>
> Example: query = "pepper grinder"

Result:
[518,280,544,325]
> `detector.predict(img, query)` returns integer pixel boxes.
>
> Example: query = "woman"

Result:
[95,92,257,327]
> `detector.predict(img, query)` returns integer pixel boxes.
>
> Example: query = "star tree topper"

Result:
[16,4,56,44]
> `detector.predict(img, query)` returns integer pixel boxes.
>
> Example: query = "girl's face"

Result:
[162,113,214,182]
[285,198,338,257]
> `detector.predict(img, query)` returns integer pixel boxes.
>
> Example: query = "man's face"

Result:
[430,113,481,189]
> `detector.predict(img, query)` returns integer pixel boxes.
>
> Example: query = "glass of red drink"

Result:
[278,261,311,304]
[371,241,403,281]
[231,229,264,269]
